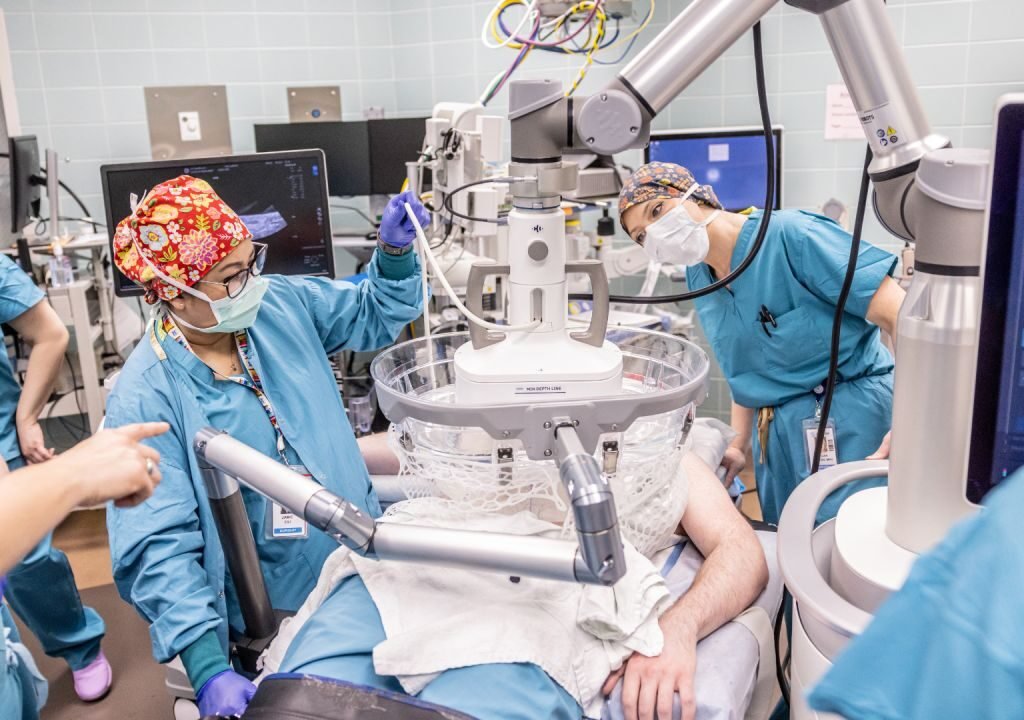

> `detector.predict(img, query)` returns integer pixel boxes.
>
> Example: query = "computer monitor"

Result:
[254,121,371,197]
[966,96,1024,502]
[9,135,40,233]
[101,150,335,298]
[368,117,427,195]
[645,126,783,212]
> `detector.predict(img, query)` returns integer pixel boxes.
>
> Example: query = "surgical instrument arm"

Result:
[193,428,613,585]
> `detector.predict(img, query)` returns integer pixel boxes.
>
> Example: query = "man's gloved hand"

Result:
[197,670,256,718]
[378,190,430,249]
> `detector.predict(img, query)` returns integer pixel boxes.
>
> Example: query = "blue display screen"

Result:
[988,135,1024,487]
[647,132,780,211]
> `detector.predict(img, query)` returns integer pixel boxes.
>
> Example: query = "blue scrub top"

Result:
[686,209,896,410]
[105,254,421,665]
[686,210,897,523]
[0,255,44,462]
[809,468,1024,719]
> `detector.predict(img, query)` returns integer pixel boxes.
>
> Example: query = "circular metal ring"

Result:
[145,458,155,477]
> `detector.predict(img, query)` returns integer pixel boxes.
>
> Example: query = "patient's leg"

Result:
[418,662,582,720]
[277,575,403,693]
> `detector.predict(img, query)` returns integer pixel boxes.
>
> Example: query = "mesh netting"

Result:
[388,398,692,558]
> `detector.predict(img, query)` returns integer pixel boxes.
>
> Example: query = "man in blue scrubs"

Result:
[618,162,905,526]
[0,254,111,703]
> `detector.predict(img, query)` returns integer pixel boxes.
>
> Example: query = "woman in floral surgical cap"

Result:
[104,175,428,718]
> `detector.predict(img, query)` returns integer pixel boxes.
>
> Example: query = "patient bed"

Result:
[170,420,783,719]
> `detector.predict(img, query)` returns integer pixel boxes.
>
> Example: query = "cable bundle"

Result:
[479,0,655,106]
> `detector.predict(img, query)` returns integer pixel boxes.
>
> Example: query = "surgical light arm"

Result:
[193,428,616,586]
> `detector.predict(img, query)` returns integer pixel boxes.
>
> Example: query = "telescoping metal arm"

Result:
[554,420,626,585]
[565,0,948,238]
[193,428,611,585]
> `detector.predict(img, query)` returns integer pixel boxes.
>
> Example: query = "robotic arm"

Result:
[504,0,984,554]
[194,427,613,586]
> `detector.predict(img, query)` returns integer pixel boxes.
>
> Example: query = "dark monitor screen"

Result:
[254,121,370,197]
[101,150,335,298]
[967,101,1024,502]
[645,128,782,212]
[9,135,40,233]
[368,117,427,195]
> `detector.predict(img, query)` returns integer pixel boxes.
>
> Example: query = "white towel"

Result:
[261,501,671,717]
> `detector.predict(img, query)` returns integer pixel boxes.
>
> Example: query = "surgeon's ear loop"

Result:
[568,20,774,305]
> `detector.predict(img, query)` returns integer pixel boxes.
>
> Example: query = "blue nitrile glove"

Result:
[379,190,430,249]
[0,575,6,601]
[197,670,257,718]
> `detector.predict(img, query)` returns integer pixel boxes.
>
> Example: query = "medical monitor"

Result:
[645,126,783,212]
[8,135,40,233]
[101,150,335,298]
[254,121,371,197]
[368,117,427,195]
[966,96,1024,503]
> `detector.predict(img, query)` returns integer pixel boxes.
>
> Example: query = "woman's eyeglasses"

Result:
[197,242,268,299]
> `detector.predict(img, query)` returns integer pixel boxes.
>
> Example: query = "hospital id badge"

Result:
[803,418,839,473]
[265,465,310,540]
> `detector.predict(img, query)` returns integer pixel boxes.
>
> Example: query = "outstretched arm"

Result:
[0,423,166,575]
[609,452,768,720]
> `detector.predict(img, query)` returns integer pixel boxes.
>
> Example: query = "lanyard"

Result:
[153,311,289,463]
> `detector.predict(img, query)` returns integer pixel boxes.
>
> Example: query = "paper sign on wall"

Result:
[824,84,862,141]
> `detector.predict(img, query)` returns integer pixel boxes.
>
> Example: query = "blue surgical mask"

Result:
[134,243,269,333]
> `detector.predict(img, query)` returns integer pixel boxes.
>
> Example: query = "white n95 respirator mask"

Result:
[642,185,721,268]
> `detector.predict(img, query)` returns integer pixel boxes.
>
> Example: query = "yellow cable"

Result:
[566,3,606,96]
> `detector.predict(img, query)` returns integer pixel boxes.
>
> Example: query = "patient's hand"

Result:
[603,616,698,720]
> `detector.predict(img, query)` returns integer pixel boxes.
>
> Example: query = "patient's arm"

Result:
[357,432,401,475]
[606,452,769,720]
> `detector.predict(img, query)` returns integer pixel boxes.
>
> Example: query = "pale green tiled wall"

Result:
[3,0,1023,419]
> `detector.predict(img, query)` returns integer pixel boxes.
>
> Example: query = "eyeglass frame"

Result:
[195,242,268,299]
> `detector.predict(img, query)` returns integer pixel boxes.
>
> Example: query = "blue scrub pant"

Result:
[3,457,104,672]
[279,576,582,720]
[753,372,893,526]
[0,605,42,720]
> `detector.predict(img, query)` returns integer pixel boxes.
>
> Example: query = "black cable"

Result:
[442,177,510,225]
[33,216,105,233]
[59,180,93,218]
[771,138,874,715]
[568,21,775,305]
[330,203,378,229]
[811,145,873,474]
[775,587,791,705]
[35,166,96,219]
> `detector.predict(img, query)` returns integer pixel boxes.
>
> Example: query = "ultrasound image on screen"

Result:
[102,152,334,296]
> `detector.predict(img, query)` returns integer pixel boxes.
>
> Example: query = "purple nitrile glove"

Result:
[378,190,431,249]
[197,670,256,718]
